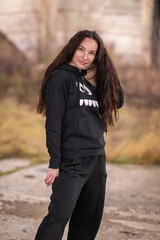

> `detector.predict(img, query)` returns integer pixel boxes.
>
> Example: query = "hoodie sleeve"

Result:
[117,80,124,109]
[45,72,68,169]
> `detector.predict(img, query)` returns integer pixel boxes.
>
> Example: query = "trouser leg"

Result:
[67,154,107,240]
[34,158,86,240]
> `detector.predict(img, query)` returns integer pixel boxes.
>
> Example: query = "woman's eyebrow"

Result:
[79,45,96,53]
[90,50,96,53]
[79,45,85,49]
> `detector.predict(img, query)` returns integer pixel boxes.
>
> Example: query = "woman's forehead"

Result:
[79,37,98,51]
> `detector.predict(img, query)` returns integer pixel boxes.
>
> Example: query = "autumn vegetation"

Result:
[0,37,160,165]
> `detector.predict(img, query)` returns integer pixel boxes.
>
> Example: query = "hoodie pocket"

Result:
[72,115,106,148]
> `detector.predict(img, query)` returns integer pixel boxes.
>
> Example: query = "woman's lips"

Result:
[79,60,87,65]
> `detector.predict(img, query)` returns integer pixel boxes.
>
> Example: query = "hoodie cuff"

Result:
[49,157,60,169]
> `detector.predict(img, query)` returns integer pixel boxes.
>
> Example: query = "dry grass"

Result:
[0,97,47,165]
[105,104,160,164]
[0,98,160,165]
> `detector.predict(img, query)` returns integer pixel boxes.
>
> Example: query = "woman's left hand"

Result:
[44,168,59,186]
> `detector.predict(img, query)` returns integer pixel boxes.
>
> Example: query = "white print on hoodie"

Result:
[76,81,92,95]
[76,81,98,107]
[79,99,99,107]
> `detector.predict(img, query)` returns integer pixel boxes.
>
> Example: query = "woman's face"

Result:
[70,37,98,71]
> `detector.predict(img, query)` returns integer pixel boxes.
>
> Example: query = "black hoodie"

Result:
[45,64,124,168]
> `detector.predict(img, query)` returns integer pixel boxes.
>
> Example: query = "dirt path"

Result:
[0,161,160,240]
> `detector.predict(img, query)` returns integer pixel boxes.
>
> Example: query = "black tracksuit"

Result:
[34,64,124,240]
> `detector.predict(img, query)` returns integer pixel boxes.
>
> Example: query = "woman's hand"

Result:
[44,168,59,186]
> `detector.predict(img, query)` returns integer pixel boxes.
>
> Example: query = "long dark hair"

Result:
[37,30,120,126]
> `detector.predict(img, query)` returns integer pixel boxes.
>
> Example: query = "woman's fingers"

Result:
[46,176,56,186]
[45,175,53,185]
[44,173,52,182]
[44,168,59,186]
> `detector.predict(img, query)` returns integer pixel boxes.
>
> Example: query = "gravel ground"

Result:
[0,160,160,240]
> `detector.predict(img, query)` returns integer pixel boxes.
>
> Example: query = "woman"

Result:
[35,30,124,240]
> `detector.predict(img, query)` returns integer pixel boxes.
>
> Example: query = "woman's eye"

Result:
[79,48,84,51]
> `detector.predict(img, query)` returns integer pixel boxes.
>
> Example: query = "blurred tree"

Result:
[151,0,160,68]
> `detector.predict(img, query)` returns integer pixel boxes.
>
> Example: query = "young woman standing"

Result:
[35,30,124,240]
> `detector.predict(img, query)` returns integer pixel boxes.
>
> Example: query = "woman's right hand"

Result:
[44,168,59,186]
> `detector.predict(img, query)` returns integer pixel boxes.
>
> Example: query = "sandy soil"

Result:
[0,160,160,240]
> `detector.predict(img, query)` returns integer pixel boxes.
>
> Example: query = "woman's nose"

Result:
[82,52,88,60]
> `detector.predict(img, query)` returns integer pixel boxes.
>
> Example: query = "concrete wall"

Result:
[57,0,156,66]
[0,0,158,65]
[0,0,58,62]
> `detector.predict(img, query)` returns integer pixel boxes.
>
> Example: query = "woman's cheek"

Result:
[90,56,95,64]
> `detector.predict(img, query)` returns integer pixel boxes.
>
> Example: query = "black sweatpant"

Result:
[34,154,107,240]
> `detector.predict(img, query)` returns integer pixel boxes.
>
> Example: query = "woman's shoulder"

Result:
[48,69,68,82]
[46,69,72,90]
[49,68,67,80]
